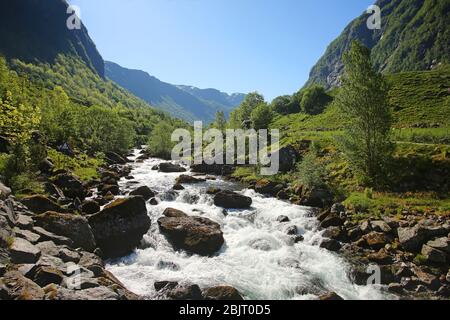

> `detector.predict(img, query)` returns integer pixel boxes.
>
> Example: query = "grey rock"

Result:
[427,237,450,253]
[16,214,34,230]
[32,227,74,247]
[36,241,60,256]
[370,221,392,233]
[320,239,341,252]
[0,182,11,200]
[10,238,41,264]
[0,271,45,300]
[58,247,80,263]
[421,245,447,264]
[320,215,343,229]
[14,228,41,244]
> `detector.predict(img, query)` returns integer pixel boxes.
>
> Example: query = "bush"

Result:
[343,193,372,213]
[296,152,326,189]
[147,122,177,160]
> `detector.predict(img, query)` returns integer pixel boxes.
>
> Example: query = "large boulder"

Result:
[158,214,224,256]
[105,151,127,165]
[0,271,45,300]
[300,188,333,209]
[52,173,86,200]
[33,212,96,252]
[9,238,41,264]
[159,163,187,173]
[0,182,11,200]
[88,196,151,258]
[21,195,66,215]
[398,224,449,252]
[80,200,100,215]
[254,179,281,196]
[129,186,155,201]
[203,286,243,300]
[214,191,252,209]
[176,175,206,184]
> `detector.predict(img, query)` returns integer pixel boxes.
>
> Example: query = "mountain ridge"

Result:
[306,0,450,88]
[105,61,246,123]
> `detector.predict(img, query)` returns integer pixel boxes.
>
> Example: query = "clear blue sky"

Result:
[68,0,374,100]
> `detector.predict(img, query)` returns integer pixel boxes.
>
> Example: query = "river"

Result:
[106,150,387,300]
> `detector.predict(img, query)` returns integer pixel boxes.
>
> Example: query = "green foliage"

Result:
[296,152,326,189]
[336,41,395,187]
[300,85,332,115]
[213,111,227,132]
[147,122,177,160]
[343,193,372,213]
[271,95,300,115]
[251,104,273,130]
[235,92,265,125]
[47,149,104,182]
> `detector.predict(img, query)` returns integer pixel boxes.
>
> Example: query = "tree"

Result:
[271,95,299,115]
[147,122,176,160]
[336,41,394,187]
[237,92,265,124]
[214,111,227,132]
[300,85,332,115]
[251,103,273,130]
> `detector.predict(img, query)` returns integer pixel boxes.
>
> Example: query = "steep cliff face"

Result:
[0,0,104,78]
[306,0,450,88]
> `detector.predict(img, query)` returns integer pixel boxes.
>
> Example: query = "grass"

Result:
[47,149,104,182]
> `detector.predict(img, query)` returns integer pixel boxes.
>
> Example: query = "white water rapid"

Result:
[106,150,388,300]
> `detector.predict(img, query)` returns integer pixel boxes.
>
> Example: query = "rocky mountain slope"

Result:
[306,0,450,88]
[105,61,245,123]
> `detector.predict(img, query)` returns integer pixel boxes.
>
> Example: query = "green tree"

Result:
[336,41,394,186]
[251,103,273,130]
[271,95,300,115]
[214,111,227,132]
[147,122,176,160]
[300,85,332,115]
[237,92,265,123]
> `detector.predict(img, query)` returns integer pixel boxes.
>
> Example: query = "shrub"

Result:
[296,152,326,189]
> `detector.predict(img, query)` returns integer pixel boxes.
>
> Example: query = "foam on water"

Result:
[106,151,388,300]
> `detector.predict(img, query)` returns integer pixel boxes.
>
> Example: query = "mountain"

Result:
[0,0,104,78]
[105,61,245,123]
[306,0,450,88]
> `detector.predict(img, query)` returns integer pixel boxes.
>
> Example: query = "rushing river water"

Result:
[106,150,387,300]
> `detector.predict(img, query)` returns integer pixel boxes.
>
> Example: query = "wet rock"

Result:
[105,151,127,165]
[34,212,96,252]
[88,196,150,258]
[277,215,290,223]
[421,245,447,264]
[319,292,344,300]
[191,163,235,176]
[156,260,180,271]
[294,235,305,243]
[173,184,185,191]
[80,200,100,215]
[214,191,252,209]
[320,215,343,229]
[388,283,404,294]
[159,163,187,173]
[166,283,202,300]
[129,186,155,201]
[160,190,179,202]
[206,187,221,195]
[158,215,224,256]
[98,184,120,196]
[10,238,41,264]
[347,227,363,241]
[149,198,159,206]
[21,195,66,215]
[323,227,346,242]
[155,281,179,292]
[277,190,289,200]
[254,179,280,195]
[0,271,45,300]
[176,175,206,184]
[53,173,86,200]
[286,225,298,236]
[33,266,64,287]
[163,208,188,218]
[320,239,341,252]
[203,286,243,300]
